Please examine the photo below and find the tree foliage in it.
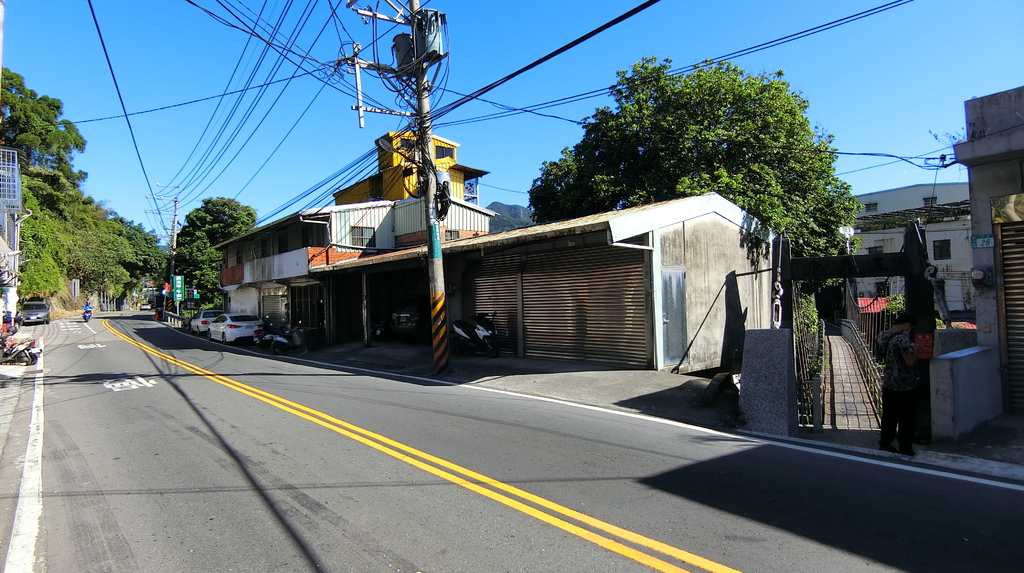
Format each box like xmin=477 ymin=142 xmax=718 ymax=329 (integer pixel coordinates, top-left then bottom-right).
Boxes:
xmin=1 ymin=69 xmax=86 ymax=183
xmin=529 ymin=59 xmax=861 ymax=257
xmin=175 ymin=198 xmax=256 ymax=307
xmin=2 ymin=68 xmax=164 ymax=301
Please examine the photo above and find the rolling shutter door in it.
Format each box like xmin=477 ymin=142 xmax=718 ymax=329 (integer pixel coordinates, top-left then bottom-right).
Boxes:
xmin=462 ymin=254 xmax=521 ymax=352
xmin=522 ymin=245 xmax=648 ymax=367
xmin=261 ymin=294 xmax=285 ymax=325
xmin=1001 ymin=222 xmax=1024 ymax=412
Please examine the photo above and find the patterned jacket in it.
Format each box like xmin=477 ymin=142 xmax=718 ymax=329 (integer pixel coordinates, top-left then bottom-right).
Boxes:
xmin=877 ymin=330 xmax=919 ymax=391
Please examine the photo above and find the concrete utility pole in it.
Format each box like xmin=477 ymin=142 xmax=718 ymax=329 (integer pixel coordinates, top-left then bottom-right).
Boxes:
xmin=347 ymin=0 xmax=450 ymax=374
xmin=409 ymin=0 xmax=450 ymax=375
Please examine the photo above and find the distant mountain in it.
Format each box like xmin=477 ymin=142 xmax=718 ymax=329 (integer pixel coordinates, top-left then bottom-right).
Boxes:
xmin=486 ymin=202 xmax=534 ymax=233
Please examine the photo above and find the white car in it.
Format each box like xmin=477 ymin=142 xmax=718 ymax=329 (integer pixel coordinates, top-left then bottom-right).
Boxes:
xmin=207 ymin=313 xmax=262 ymax=344
xmin=189 ymin=310 xmax=224 ymax=335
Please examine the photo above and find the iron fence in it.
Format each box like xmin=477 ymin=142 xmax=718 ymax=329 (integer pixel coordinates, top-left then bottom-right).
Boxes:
xmin=842 ymin=283 xmax=888 ymax=420
xmin=794 ymin=288 xmax=825 ymax=427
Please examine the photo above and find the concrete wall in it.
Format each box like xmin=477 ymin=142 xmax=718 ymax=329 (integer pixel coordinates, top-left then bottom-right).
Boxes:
xmin=931 ymin=346 xmax=1001 ymax=441
xmin=954 ymin=85 xmax=1024 ymax=349
xmin=933 ymin=328 xmax=977 ymax=356
xmin=739 ymin=329 xmax=797 ymax=437
xmin=684 ymin=215 xmax=772 ymax=371
xmin=226 ymin=286 xmax=260 ymax=315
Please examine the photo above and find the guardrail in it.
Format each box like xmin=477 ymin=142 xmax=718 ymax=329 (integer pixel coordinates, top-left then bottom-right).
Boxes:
xmin=840 ymin=318 xmax=882 ymax=421
xmin=159 ymin=310 xmax=189 ymax=330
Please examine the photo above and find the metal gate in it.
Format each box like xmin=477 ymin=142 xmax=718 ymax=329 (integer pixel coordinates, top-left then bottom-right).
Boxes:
xmin=1000 ymin=222 xmax=1024 ymax=412
xmin=522 ymin=245 xmax=648 ymax=367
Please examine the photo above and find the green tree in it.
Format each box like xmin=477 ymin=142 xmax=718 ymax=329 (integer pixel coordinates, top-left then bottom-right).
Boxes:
xmin=529 ymin=59 xmax=861 ymax=257
xmin=3 ymin=69 xmax=165 ymax=302
xmin=175 ymin=198 xmax=256 ymax=307
xmin=1 ymin=69 xmax=86 ymax=183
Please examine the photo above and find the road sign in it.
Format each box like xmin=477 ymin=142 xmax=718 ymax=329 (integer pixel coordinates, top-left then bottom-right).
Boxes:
xmin=172 ymin=275 xmax=184 ymax=302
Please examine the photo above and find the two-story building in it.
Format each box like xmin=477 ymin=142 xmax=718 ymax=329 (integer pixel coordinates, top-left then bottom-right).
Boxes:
xmin=216 ymin=132 xmax=496 ymax=338
xmin=853 ymin=183 xmax=974 ymax=312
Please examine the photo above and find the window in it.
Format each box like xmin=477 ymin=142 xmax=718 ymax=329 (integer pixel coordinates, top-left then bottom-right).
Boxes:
xmin=302 ymin=225 xmax=326 ymax=247
xmin=864 ymin=203 xmax=878 ymax=213
xmin=435 ymin=146 xmax=454 ymax=160
xmin=278 ymin=232 xmax=288 ymax=253
xmin=866 ymin=246 xmax=883 ymax=255
xmin=923 ymin=197 xmax=938 ymax=207
xmin=351 ymin=226 xmax=375 ymax=247
xmin=261 ymin=239 xmax=270 ymax=258
xmin=445 ymin=229 xmax=460 ymax=241
xmin=932 ymin=239 xmax=952 ymax=260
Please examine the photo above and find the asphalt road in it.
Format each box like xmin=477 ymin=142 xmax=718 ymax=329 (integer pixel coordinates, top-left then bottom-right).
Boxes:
xmin=2 ymin=314 xmax=1023 ymax=572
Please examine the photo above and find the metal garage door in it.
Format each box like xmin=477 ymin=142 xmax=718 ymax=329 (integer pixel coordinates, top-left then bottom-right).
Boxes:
xmin=462 ymin=254 xmax=522 ymax=353
xmin=522 ymin=244 xmax=649 ymax=367
xmin=1001 ymin=222 xmax=1024 ymax=412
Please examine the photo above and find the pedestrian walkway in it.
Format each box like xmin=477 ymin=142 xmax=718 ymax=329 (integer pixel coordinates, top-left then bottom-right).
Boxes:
xmin=823 ymin=333 xmax=879 ymax=431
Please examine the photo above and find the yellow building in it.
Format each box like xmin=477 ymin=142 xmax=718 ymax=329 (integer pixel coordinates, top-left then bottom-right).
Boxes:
xmin=333 ymin=132 xmax=488 ymax=205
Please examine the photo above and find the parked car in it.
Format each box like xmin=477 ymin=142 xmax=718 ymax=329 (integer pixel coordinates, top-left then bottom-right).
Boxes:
xmin=207 ymin=313 xmax=262 ymax=344
xmin=189 ymin=309 xmax=224 ymax=335
xmin=19 ymin=302 xmax=51 ymax=325
xmin=390 ymin=298 xmax=429 ymax=342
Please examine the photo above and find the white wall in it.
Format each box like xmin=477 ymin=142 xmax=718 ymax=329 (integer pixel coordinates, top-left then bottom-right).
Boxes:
xmin=226 ymin=286 xmax=260 ymax=315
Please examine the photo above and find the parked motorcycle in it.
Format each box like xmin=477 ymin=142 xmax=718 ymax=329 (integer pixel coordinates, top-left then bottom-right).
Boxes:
xmin=256 ymin=317 xmax=304 ymax=355
xmin=253 ymin=316 xmax=281 ymax=349
xmin=450 ymin=312 xmax=499 ymax=357
xmin=0 ymin=326 xmax=40 ymax=365
xmin=370 ymin=319 xmax=389 ymax=342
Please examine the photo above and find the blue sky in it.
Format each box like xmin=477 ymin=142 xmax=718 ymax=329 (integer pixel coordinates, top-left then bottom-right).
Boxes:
xmin=4 ymin=0 xmax=1022 ymax=240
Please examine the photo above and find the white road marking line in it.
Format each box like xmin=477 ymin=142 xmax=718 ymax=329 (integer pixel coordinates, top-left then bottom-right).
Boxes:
xmin=4 ymin=342 xmax=45 ymax=572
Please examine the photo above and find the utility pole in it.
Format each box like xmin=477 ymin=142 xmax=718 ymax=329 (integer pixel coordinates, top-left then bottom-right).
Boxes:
xmin=147 ymin=188 xmax=180 ymax=316
xmin=409 ymin=0 xmax=450 ymax=375
xmin=347 ymin=1 xmax=451 ymax=374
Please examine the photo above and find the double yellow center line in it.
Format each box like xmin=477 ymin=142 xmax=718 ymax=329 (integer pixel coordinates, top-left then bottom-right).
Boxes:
xmin=104 ymin=319 xmax=742 ymax=573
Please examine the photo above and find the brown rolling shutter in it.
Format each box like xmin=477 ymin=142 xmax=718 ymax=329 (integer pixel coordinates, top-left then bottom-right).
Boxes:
xmin=1001 ymin=222 xmax=1024 ymax=412
xmin=462 ymin=254 xmax=522 ymax=353
xmin=522 ymin=244 xmax=649 ymax=367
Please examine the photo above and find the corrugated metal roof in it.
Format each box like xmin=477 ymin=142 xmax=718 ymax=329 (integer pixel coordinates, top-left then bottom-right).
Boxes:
xmin=311 ymin=193 xmax=758 ymax=274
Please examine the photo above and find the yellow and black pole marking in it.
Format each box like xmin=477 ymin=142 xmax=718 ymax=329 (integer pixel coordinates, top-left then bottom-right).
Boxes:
xmin=430 ymin=291 xmax=450 ymax=375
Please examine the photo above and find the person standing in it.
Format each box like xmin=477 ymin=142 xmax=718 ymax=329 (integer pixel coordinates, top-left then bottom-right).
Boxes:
xmin=876 ymin=313 xmax=919 ymax=455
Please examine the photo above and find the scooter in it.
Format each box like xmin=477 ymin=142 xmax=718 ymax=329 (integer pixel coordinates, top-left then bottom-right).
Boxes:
xmin=370 ymin=319 xmax=389 ymax=342
xmin=0 ymin=326 xmax=40 ymax=365
xmin=451 ymin=312 xmax=499 ymax=357
xmin=83 ymin=308 xmax=93 ymax=322
xmin=253 ymin=316 xmax=281 ymax=349
xmin=261 ymin=320 xmax=304 ymax=355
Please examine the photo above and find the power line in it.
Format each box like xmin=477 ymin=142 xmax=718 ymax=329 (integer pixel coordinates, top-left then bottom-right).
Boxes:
xmin=85 ymin=0 xmax=155 ymax=196
xmin=70 ymin=71 xmax=318 ymax=124
xmin=430 ymin=0 xmax=666 ymax=122
xmin=433 ymin=0 xmax=915 ymax=127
